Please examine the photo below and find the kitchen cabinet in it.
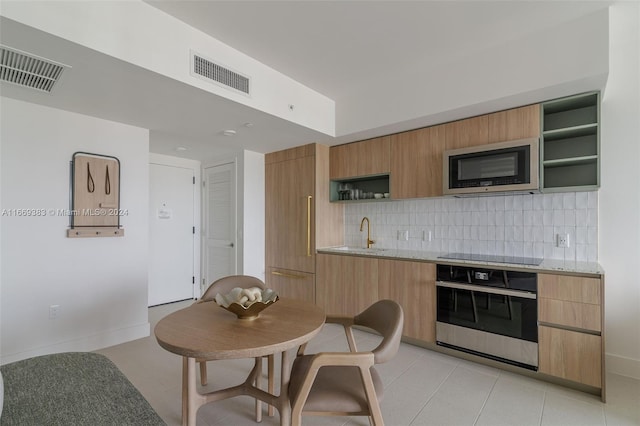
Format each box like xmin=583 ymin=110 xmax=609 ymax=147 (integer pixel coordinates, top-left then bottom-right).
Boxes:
xmin=541 ymin=92 xmax=600 ymax=191
xmin=265 ymin=144 xmax=343 ymax=302
xmin=390 ymin=125 xmax=446 ymax=199
xmin=378 ymin=259 xmax=436 ymax=342
xmin=317 ymin=254 xmax=437 ymax=342
xmin=316 ymin=249 xmax=607 ymax=400
xmin=444 ymin=115 xmax=489 ymax=150
xmin=316 ymin=254 xmax=378 ymax=316
xmin=266 ymin=267 xmax=315 ymax=303
xmin=445 ymin=105 xmax=540 ymax=151
xmin=538 ymin=273 xmax=604 ymax=394
xmin=329 ymin=136 xmax=390 ymax=180
xmin=488 ymin=104 xmax=540 ymax=142
xmin=539 ymin=326 xmax=602 ymax=388
xmin=538 ymin=274 xmax=601 ymax=332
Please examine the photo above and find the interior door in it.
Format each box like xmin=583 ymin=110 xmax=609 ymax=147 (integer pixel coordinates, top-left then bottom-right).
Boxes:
xmin=148 ymin=164 xmax=195 ymax=306
xmin=203 ymin=162 xmax=237 ymax=290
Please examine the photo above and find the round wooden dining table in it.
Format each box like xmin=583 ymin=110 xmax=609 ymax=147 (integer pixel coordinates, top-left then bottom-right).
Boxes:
xmin=155 ymin=298 xmax=326 ymax=426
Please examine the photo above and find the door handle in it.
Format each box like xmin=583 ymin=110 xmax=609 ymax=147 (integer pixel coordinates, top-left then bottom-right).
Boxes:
xmin=436 ymin=281 xmax=536 ymax=299
xmin=228 ymin=242 xmax=234 ymax=248
xmin=306 ymin=195 xmax=312 ymax=257
xmin=272 ymin=271 xmax=306 ymax=280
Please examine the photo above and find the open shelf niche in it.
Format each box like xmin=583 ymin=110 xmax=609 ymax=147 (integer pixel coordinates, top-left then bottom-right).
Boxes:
xmin=541 ymin=92 xmax=600 ymax=191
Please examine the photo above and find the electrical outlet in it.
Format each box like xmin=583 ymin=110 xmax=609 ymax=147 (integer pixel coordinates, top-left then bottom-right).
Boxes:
xmin=423 ymin=230 xmax=432 ymax=242
xmin=49 ymin=304 xmax=60 ymax=320
xmin=397 ymin=230 xmax=409 ymax=241
xmin=556 ymin=233 xmax=570 ymax=248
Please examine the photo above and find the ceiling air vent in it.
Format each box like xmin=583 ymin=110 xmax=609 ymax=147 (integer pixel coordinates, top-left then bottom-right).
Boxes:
xmin=0 ymin=45 xmax=68 ymax=93
xmin=191 ymin=51 xmax=250 ymax=96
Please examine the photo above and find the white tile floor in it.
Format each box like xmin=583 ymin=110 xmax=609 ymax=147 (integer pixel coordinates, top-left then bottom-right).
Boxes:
xmin=96 ymin=301 xmax=640 ymax=426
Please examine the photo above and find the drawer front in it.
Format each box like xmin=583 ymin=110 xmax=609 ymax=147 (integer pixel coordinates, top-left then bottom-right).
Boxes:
xmin=266 ymin=268 xmax=315 ymax=303
xmin=539 ymin=298 xmax=601 ymax=332
xmin=539 ymin=325 xmax=602 ymax=388
xmin=538 ymin=274 xmax=601 ymax=305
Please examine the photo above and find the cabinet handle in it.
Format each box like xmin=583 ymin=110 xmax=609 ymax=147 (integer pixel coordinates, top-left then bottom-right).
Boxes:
xmin=306 ymin=195 xmax=312 ymax=257
xmin=272 ymin=271 xmax=306 ymax=280
xmin=436 ymin=280 xmax=537 ymax=299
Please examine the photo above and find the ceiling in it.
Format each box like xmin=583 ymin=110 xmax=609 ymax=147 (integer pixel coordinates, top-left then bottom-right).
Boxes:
xmin=1 ymin=1 xmax=611 ymax=161
xmin=146 ymin=1 xmax=609 ymax=101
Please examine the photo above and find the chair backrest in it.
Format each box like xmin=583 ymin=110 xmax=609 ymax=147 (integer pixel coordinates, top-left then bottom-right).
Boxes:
xmin=200 ymin=275 xmax=266 ymax=302
xmin=353 ymin=299 xmax=404 ymax=364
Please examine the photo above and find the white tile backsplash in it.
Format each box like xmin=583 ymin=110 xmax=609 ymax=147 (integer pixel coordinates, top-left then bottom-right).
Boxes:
xmin=343 ymin=192 xmax=598 ymax=262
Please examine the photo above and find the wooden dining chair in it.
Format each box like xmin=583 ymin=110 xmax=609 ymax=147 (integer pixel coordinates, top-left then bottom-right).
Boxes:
xmin=288 ymin=299 xmax=404 ymax=426
xmin=196 ymin=275 xmax=275 ymax=419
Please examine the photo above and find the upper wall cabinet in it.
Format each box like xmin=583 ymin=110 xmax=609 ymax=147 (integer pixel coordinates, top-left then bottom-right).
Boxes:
xmin=541 ymin=92 xmax=600 ymax=192
xmin=329 ymin=136 xmax=390 ymax=180
xmin=444 ymin=115 xmax=489 ymax=150
xmin=390 ymin=125 xmax=446 ymax=199
xmin=488 ymin=104 xmax=540 ymax=142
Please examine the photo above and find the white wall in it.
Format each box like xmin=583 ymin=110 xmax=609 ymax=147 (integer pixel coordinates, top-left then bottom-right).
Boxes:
xmin=600 ymin=2 xmax=640 ymax=379
xmin=240 ymin=150 xmax=265 ymax=281
xmin=0 ymin=97 xmax=150 ymax=364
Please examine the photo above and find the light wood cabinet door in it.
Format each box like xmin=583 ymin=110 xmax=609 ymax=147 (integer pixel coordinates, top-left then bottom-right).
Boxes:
xmin=445 ymin=115 xmax=489 ymax=150
xmin=538 ymin=274 xmax=601 ymax=304
xmin=537 ymin=273 xmax=603 ymax=390
xmin=316 ymin=254 xmax=378 ymax=316
xmin=539 ymin=325 xmax=602 ymax=388
xmin=329 ymin=136 xmax=390 ymax=179
xmin=539 ymin=299 xmax=601 ymax=332
xmin=538 ymin=274 xmax=602 ymax=332
xmin=329 ymin=143 xmax=356 ymax=180
xmin=266 ymin=267 xmax=315 ymax=303
xmin=488 ymin=104 xmax=541 ymax=143
xmin=390 ymin=125 xmax=445 ymax=199
xmin=356 ymin=136 xmax=390 ymax=177
xmin=378 ymin=260 xmax=436 ymax=342
xmin=265 ymin=151 xmax=315 ymax=274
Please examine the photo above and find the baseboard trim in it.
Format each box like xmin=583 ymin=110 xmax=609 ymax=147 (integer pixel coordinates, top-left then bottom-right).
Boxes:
xmin=0 ymin=322 xmax=150 ymax=365
xmin=606 ymin=352 xmax=640 ymax=380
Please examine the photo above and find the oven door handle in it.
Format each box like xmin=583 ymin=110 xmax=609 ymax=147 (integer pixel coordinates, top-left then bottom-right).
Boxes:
xmin=436 ymin=281 xmax=536 ymax=299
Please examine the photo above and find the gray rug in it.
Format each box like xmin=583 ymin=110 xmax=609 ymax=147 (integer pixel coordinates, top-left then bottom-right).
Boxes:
xmin=0 ymin=352 xmax=166 ymax=426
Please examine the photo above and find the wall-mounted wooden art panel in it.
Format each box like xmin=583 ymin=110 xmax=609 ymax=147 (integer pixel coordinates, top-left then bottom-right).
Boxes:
xmin=68 ymin=152 xmax=124 ymax=238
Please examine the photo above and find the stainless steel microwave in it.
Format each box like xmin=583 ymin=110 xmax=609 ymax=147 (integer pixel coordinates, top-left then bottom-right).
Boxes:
xmin=443 ymin=138 xmax=539 ymax=195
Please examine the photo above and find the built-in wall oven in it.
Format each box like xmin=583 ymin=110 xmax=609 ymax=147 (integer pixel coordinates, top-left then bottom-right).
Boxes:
xmin=436 ymin=264 xmax=538 ymax=370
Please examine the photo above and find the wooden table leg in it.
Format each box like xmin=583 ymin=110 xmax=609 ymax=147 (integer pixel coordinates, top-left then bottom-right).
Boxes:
xmin=255 ymin=357 xmax=263 ymax=422
xmin=186 ymin=357 xmax=206 ymax=426
xmin=182 ymin=357 xmax=188 ymax=426
xmin=268 ymin=354 xmax=275 ymax=417
xmin=278 ymin=351 xmax=292 ymax=426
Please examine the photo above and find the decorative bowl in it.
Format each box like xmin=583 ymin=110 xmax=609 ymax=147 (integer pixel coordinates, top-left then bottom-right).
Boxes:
xmin=215 ymin=287 xmax=279 ymax=320
xmin=374 ymin=193 xmax=384 ymax=199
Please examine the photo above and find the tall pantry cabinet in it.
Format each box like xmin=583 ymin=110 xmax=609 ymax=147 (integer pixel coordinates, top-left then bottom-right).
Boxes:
xmin=265 ymin=144 xmax=343 ymax=303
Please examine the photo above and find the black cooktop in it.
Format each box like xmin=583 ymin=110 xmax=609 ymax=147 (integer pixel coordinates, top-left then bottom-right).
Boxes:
xmin=438 ymin=252 xmax=543 ymax=266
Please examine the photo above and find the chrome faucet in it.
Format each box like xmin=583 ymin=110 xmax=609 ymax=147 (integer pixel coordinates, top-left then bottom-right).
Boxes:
xmin=360 ymin=217 xmax=375 ymax=249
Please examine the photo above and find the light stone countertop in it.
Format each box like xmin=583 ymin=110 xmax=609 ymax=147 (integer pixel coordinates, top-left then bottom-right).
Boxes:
xmin=317 ymin=246 xmax=604 ymax=276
